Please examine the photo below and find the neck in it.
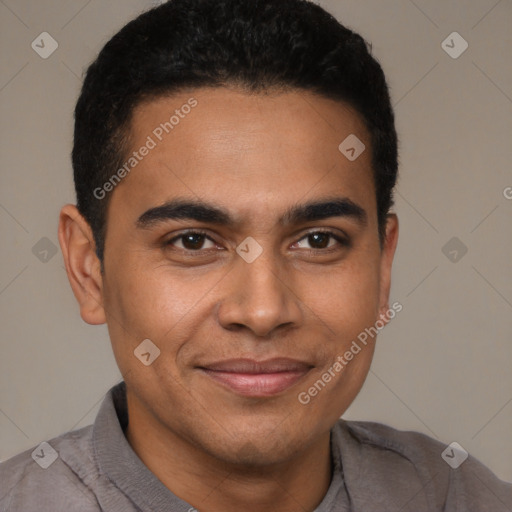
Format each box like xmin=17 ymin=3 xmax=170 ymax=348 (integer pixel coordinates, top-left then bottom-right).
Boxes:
xmin=125 ymin=394 xmax=333 ymax=512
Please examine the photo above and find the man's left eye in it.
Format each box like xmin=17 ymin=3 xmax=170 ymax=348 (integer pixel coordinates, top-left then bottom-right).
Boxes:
xmin=293 ymin=232 xmax=347 ymax=250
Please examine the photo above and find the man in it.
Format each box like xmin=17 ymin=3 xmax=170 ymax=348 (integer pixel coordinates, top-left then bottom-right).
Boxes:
xmin=1 ymin=0 xmax=510 ymax=510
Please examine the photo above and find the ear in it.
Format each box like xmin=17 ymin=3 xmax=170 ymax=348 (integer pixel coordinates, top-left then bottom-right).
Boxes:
xmin=377 ymin=214 xmax=399 ymax=323
xmin=58 ymin=204 xmax=106 ymax=325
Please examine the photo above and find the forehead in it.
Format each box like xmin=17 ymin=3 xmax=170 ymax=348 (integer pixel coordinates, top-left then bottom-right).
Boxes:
xmin=110 ymin=87 xmax=376 ymax=226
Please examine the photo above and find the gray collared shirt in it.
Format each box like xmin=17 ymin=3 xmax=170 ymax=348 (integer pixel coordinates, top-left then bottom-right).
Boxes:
xmin=1 ymin=382 xmax=511 ymax=511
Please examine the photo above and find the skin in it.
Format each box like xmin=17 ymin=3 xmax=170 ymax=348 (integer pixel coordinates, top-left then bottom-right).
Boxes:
xmin=59 ymin=87 xmax=399 ymax=512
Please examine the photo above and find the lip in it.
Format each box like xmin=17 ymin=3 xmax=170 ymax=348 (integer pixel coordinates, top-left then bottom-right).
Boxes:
xmin=198 ymin=358 xmax=313 ymax=397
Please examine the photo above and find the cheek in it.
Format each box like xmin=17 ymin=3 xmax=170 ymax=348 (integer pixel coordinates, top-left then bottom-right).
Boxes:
xmin=101 ymin=259 xmax=225 ymax=369
xmin=303 ymin=257 xmax=381 ymax=338
xmin=105 ymin=260 xmax=198 ymax=331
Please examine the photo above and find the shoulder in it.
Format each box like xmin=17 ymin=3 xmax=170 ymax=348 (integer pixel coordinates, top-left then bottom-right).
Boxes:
xmin=342 ymin=419 xmax=450 ymax=468
xmin=0 ymin=426 xmax=100 ymax=512
xmin=334 ymin=419 xmax=512 ymax=511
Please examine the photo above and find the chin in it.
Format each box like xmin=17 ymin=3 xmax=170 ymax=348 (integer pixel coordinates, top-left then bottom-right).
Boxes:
xmin=215 ymin=422 xmax=312 ymax=467
xmin=213 ymin=440 xmax=294 ymax=468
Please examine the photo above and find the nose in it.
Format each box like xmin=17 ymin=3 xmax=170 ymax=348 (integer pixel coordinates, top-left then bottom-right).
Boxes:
xmin=216 ymin=247 xmax=303 ymax=338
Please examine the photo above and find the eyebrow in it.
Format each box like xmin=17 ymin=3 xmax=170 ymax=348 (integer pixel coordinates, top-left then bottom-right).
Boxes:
xmin=136 ymin=197 xmax=367 ymax=229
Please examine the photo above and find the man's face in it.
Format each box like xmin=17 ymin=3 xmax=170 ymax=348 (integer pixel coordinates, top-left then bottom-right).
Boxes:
xmin=99 ymin=87 xmax=397 ymax=465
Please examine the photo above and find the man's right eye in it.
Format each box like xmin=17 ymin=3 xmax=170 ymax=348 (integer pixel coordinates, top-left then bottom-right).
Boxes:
xmin=166 ymin=231 xmax=218 ymax=251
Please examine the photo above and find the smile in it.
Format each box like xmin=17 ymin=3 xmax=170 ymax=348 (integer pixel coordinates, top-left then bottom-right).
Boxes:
xmin=198 ymin=358 xmax=313 ymax=397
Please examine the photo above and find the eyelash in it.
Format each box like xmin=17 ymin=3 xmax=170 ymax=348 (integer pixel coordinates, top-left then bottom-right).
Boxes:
xmin=164 ymin=229 xmax=349 ymax=254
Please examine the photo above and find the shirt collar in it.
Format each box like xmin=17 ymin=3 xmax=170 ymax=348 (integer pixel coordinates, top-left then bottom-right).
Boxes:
xmin=93 ymin=381 xmax=349 ymax=511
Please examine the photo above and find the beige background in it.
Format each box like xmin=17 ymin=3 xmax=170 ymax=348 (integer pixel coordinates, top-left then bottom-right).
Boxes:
xmin=1 ymin=0 xmax=511 ymax=482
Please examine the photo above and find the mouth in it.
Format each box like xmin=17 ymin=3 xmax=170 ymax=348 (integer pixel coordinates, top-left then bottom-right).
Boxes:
xmin=197 ymin=358 xmax=313 ymax=397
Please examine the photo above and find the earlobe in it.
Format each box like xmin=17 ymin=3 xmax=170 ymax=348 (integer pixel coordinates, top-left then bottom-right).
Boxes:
xmin=378 ymin=214 xmax=399 ymax=323
xmin=58 ymin=204 xmax=106 ymax=325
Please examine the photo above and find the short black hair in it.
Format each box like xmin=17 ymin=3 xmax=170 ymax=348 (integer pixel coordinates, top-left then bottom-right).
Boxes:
xmin=73 ymin=0 xmax=399 ymax=263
